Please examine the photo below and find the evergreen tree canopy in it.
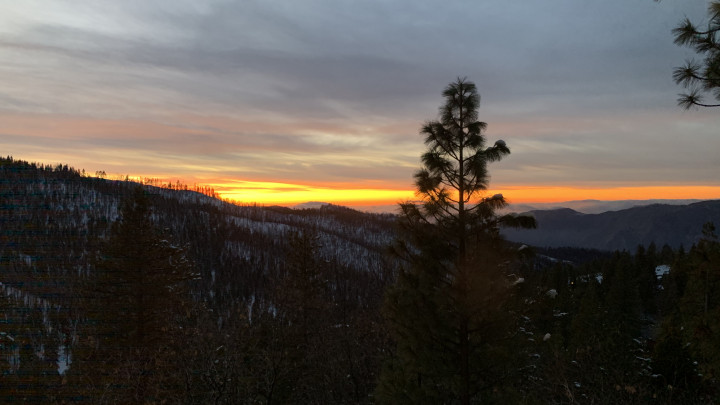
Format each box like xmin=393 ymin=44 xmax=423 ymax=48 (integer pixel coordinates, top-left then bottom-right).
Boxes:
xmin=379 ymin=78 xmax=535 ymax=405
xmin=401 ymin=78 xmax=535 ymax=264
xmin=68 ymin=186 xmax=196 ymax=403
xmin=673 ymin=1 xmax=720 ymax=108
xmin=678 ymin=222 xmax=720 ymax=382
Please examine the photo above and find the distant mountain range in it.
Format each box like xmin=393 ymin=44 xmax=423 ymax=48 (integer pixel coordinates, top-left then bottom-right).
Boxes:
xmin=296 ymin=199 xmax=720 ymax=252
xmin=317 ymin=199 xmax=707 ymax=215
xmin=502 ymin=200 xmax=720 ymax=251
xmin=506 ymin=199 xmax=705 ymax=215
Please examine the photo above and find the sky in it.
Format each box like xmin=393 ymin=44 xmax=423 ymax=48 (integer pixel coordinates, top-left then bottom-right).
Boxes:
xmin=2 ymin=0 xmax=720 ymax=211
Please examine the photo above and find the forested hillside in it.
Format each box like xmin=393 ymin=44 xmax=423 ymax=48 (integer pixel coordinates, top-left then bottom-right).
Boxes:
xmin=1 ymin=155 xmax=719 ymax=403
xmin=0 ymin=156 xmax=394 ymax=403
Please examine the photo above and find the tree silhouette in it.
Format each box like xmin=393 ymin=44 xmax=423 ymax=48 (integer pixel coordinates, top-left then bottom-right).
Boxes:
xmin=67 ymin=186 xmax=196 ymax=403
xmin=673 ymin=1 xmax=720 ymax=109
xmin=378 ymin=78 xmax=535 ymax=404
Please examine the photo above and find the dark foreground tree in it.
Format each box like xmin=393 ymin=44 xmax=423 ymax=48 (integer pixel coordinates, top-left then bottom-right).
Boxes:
xmin=66 ymin=187 xmax=196 ymax=403
xmin=673 ymin=1 xmax=720 ymax=108
xmin=678 ymin=223 xmax=720 ymax=383
xmin=377 ymin=78 xmax=535 ymax=404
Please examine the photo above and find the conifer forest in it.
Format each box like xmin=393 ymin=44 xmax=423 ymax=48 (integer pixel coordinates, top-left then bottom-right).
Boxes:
xmin=1 ymin=75 xmax=719 ymax=404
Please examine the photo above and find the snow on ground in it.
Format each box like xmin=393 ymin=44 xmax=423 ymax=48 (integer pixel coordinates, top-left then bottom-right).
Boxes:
xmin=655 ymin=265 xmax=670 ymax=279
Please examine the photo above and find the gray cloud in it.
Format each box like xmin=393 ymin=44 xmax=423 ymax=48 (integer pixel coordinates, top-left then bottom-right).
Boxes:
xmin=1 ymin=0 xmax=719 ymax=192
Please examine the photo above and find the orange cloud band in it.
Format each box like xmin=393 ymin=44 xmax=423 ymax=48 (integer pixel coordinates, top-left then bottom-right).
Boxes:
xmin=491 ymin=185 xmax=720 ymax=204
xmin=213 ymin=180 xmax=414 ymax=206
xmin=210 ymin=182 xmax=720 ymax=207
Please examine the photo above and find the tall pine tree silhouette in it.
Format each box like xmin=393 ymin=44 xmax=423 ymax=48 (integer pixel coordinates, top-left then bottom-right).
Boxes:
xmin=378 ymin=78 xmax=535 ymax=404
xmin=673 ymin=2 xmax=720 ymax=109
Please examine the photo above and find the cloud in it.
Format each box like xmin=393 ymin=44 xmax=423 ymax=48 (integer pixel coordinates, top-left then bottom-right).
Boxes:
xmin=1 ymin=0 xmax=719 ymax=205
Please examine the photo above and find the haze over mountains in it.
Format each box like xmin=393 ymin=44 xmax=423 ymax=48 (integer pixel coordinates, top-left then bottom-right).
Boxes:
xmin=507 ymin=199 xmax=705 ymax=214
xmin=4 ymin=153 xmax=718 ymax=259
xmin=319 ymin=199 xmax=706 ymax=216
xmin=502 ymin=200 xmax=720 ymax=252
xmin=297 ymin=198 xmax=720 ymax=252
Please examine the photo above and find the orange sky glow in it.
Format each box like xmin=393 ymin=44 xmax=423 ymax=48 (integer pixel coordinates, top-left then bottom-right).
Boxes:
xmin=200 ymin=180 xmax=720 ymax=210
xmin=3 ymin=1 xmax=720 ymax=214
xmin=490 ymin=186 xmax=720 ymax=204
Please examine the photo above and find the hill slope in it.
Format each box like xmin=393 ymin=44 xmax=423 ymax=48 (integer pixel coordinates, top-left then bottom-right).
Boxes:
xmin=503 ymin=200 xmax=720 ymax=251
xmin=0 ymin=157 xmax=395 ymax=314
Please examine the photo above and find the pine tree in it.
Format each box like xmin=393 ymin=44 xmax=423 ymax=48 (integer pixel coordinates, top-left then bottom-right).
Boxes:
xmin=266 ymin=230 xmax=332 ymax=403
xmin=678 ymin=223 xmax=720 ymax=385
xmin=378 ymin=78 xmax=535 ymax=404
xmin=673 ymin=1 xmax=720 ymax=108
xmin=66 ymin=186 xmax=195 ymax=403
xmin=0 ymin=296 xmax=15 ymax=402
xmin=650 ymin=224 xmax=720 ymax=402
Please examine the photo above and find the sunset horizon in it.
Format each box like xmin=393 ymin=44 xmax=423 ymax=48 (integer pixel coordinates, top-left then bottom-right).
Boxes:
xmin=3 ymin=0 xmax=720 ymax=399
xmin=13 ymin=155 xmax=718 ymax=211
xmin=3 ymin=1 xmax=719 ymax=213
xmin=206 ymin=183 xmax=720 ymax=208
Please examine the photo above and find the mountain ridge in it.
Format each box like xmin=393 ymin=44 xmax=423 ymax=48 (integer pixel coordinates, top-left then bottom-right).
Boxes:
xmin=503 ymin=200 xmax=720 ymax=251
xmin=505 ymin=198 xmax=707 ymax=214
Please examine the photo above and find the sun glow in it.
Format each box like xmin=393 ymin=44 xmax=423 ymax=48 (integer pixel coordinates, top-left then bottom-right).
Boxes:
xmin=205 ymin=180 xmax=720 ymax=209
xmin=492 ymin=185 xmax=720 ymax=204
xmin=122 ymin=174 xmax=720 ymax=210
xmin=210 ymin=180 xmax=415 ymax=206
